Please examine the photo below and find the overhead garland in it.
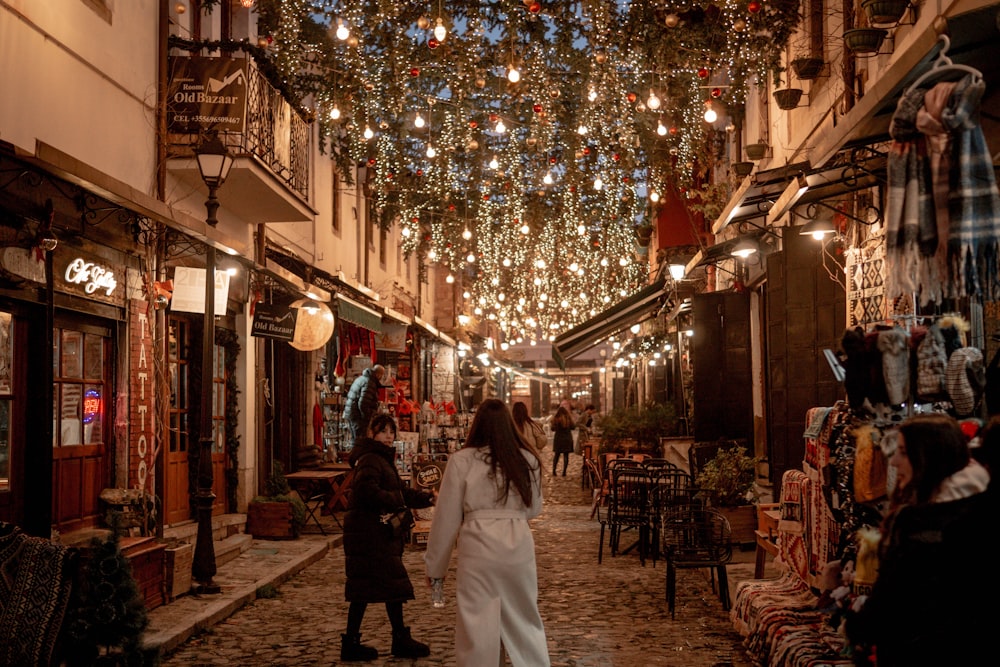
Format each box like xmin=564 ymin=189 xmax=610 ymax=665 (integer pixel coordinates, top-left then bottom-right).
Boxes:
xmin=202 ymin=0 xmax=800 ymax=343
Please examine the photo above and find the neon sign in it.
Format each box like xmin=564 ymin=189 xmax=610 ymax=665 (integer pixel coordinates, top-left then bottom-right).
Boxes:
xmin=83 ymin=389 xmax=101 ymax=424
xmin=64 ymin=258 xmax=118 ymax=296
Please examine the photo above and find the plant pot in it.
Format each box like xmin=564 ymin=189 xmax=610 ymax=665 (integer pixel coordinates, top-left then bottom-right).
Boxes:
xmin=844 ymin=28 xmax=888 ymax=55
xmin=732 ymin=161 xmax=754 ymax=177
xmin=247 ymin=501 xmax=297 ymax=540
xmin=790 ymin=57 xmax=824 ymax=80
xmin=745 ymin=143 xmax=769 ymax=161
xmin=716 ymin=504 xmax=757 ymax=546
xmin=861 ymin=0 xmax=909 ymax=25
xmin=773 ymin=88 xmax=804 ymax=110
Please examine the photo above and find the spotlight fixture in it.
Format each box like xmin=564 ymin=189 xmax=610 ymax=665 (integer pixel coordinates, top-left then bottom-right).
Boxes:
xmin=799 ymin=218 xmax=837 ymax=240
xmin=669 ymin=263 xmax=686 ymax=280
xmin=731 ymin=237 xmax=759 ymax=258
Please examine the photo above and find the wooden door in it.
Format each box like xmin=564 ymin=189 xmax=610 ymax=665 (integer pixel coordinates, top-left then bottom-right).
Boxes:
xmin=765 ymin=231 xmax=846 ymax=486
xmin=165 ymin=318 xmax=191 ymax=524
xmin=691 ymin=291 xmax=753 ymax=442
xmin=52 ymin=322 xmax=111 ymax=534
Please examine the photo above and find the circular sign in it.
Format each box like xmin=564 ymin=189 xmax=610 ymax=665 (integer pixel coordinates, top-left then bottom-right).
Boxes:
xmin=288 ymin=298 xmax=335 ymax=351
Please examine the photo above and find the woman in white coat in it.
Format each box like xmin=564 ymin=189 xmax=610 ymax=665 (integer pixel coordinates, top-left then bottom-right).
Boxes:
xmin=424 ymin=399 xmax=550 ymax=666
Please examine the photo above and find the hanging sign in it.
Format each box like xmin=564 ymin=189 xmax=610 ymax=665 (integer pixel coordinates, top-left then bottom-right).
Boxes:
xmin=167 ymin=56 xmax=248 ymax=133
xmin=170 ymin=266 xmax=231 ymax=314
xmin=52 ymin=250 xmax=124 ymax=306
xmin=251 ymin=302 xmax=297 ymax=341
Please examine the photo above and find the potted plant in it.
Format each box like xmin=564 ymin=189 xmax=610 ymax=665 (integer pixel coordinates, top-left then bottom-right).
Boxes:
xmin=773 ymin=87 xmax=805 ymax=110
xmin=844 ymin=27 xmax=888 ymax=55
xmin=694 ymin=445 xmax=760 ymax=544
xmin=597 ymin=402 xmax=679 ymax=457
xmin=745 ymin=141 xmax=769 ymax=161
xmin=732 ymin=161 xmax=754 ymax=178
xmin=790 ymin=56 xmax=825 ymax=80
xmin=247 ymin=461 xmax=307 ymax=540
xmin=861 ymin=0 xmax=910 ymax=25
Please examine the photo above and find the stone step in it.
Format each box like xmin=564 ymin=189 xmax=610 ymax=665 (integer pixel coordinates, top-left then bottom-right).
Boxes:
xmin=164 ymin=513 xmax=247 ymax=544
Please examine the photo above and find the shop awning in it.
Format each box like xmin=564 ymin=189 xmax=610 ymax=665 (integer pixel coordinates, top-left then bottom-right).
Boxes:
xmin=551 ymin=276 xmax=668 ymax=369
xmin=336 ymin=293 xmax=382 ymax=333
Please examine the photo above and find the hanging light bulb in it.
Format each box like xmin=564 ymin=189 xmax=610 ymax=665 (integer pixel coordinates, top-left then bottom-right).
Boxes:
xmin=329 ymin=105 xmax=341 ymax=120
xmin=433 ymin=17 xmax=447 ymax=42
xmin=593 ymin=176 xmax=604 ymax=190
xmin=577 ymin=223 xmax=586 ymax=235
xmin=495 ymin=118 xmax=506 ymax=134
xmin=588 ymin=87 xmax=598 ymax=102
xmin=335 ymin=20 xmax=350 ymax=41
xmin=650 ymin=191 xmax=660 ymax=203
xmin=656 ymin=120 xmax=667 ymax=136
xmin=521 ymin=223 xmax=530 ymax=234
xmin=426 ymin=144 xmax=436 ymax=158
xmin=414 ymin=112 xmax=425 ymax=128
xmin=489 ymin=154 xmax=499 ymax=169
xmin=543 ymin=171 xmax=553 ymax=185
xmin=363 ymin=125 xmax=374 ymax=139
xmin=446 ymin=274 xmax=455 ymax=283
xmin=466 ymin=252 xmax=476 ymax=263
xmin=703 ymin=101 xmax=718 ymax=123
xmin=647 ymin=90 xmax=661 ymax=110
xmin=507 ymin=65 xmax=521 ymax=83
xmin=577 ymin=124 xmax=588 ymax=135
xmin=462 ymin=228 xmax=472 ymax=240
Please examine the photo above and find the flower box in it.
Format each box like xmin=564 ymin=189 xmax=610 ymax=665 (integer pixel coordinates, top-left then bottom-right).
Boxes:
xmin=844 ymin=28 xmax=888 ymax=55
xmin=790 ymin=57 xmax=825 ymax=80
xmin=862 ymin=0 xmax=909 ymax=25
xmin=773 ymin=88 xmax=804 ymax=110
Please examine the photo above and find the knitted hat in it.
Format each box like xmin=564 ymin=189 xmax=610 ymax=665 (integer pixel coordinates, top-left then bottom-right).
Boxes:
xmin=915 ymin=324 xmax=948 ymax=401
xmin=878 ymin=328 xmax=910 ymax=407
xmin=946 ymin=347 xmax=985 ymax=416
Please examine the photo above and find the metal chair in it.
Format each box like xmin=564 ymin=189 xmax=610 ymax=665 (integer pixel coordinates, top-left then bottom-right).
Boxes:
xmin=659 ymin=505 xmax=733 ymax=618
xmin=648 ymin=469 xmax=696 ymax=566
xmin=643 ymin=458 xmax=679 ymax=473
xmin=583 ymin=457 xmax=608 ymax=519
xmin=598 ymin=467 xmax=654 ymax=566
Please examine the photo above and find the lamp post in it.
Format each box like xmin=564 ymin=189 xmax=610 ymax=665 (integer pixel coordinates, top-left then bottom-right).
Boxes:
xmin=192 ymin=134 xmax=234 ymax=593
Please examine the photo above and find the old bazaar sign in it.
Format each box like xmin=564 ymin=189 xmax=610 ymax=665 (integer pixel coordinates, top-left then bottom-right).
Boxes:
xmin=167 ymin=56 xmax=248 ymax=134
xmin=54 ymin=251 xmax=124 ymax=306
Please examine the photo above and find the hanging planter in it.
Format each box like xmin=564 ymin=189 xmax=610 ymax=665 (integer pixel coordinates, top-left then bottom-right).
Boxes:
xmin=844 ymin=28 xmax=888 ymax=55
xmin=745 ymin=143 xmax=769 ymax=161
xmin=861 ymin=0 xmax=910 ymax=25
xmin=732 ymin=161 xmax=754 ymax=177
xmin=790 ymin=57 xmax=825 ymax=80
xmin=773 ymin=88 xmax=804 ymax=110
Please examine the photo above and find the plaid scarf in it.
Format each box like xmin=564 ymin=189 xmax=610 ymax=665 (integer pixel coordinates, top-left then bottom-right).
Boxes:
xmin=942 ymin=74 xmax=1000 ymax=300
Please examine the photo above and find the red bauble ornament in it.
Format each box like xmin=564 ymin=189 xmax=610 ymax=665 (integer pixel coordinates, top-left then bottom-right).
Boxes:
xmin=582 ymin=146 xmax=591 ymax=155
xmin=748 ymin=0 xmax=762 ymax=13
xmin=697 ymin=67 xmax=709 ymax=79
xmin=623 ymin=176 xmax=629 ymax=182
xmin=669 ymin=126 xmax=678 ymax=135
xmin=549 ymin=156 xmax=557 ymax=164
xmin=613 ymin=153 xmax=621 ymax=162
xmin=569 ymin=185 xmax=576 ymax=193
xmin=387 ymin=173 xmax=394 ymax=179
xmin=488 ymin=113 xmax=499 ymax=122
xmin=412 ymin=217 xmax=419 ymax=223
xmin=533 ymin=103 xmax=543 ymax=113
xmin=483 ymin=194 xmax=490 ymax=200
xmin=416 ymin=169 xmax=423 ymax=176
xmin=448 ymin=204 xmax=456 ymax=211
xmin=367 ymin=157 xmax=376 ymax=166
xmin=711 ymin=87 xmax=723 ymax=98
xmin=626 ymin=91 xmax=638 ymax=103
xmin=528 ymin=1 xmax=542 ymax=13
xmin=469 ymin=120 xmax=478 ymax=128
xmin=410 ymin=67 xmax=420 ymax=76
xmin=428 ymin=37 xmax=439 ymax=49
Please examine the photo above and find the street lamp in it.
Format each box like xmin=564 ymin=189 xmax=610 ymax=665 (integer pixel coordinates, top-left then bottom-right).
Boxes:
xmin=192 ymin=134 xmax=234 ymax=593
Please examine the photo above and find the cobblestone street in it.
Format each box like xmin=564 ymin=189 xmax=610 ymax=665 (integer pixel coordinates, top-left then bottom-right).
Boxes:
xmin=161 ymin=450 xmax=762 ymax=666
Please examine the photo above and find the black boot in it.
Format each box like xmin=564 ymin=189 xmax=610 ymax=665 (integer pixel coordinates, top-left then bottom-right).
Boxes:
xmin=340 ymin=633 xmax=378 ymax=662
xmin=391 ymin=626 xmax=430 ymax=658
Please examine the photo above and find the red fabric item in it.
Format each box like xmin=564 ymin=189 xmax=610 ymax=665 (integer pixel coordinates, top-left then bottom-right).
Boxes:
xmin=313 ymin=402 xmax=323 ymax=448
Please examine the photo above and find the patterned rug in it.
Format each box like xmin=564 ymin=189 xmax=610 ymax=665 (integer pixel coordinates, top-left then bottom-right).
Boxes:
xmin=0 ymin=524 xmax=76 ymax=667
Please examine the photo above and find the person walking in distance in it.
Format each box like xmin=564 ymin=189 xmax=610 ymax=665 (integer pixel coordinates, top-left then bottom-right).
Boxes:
xmin=424 ymin=399 xmax=549 ymax=667
xmin=341 ymin=414 xmax=435 ymax=661
xmin=512 ymin=401 xmax=548 ymax=452
xmin=342 ymin=364 xmax=385 ymax=441
xmin=550 ymin=405 xmax=576 ymax=477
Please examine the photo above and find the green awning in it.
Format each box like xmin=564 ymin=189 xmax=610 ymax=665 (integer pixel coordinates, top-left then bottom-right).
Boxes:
xmin=336 ymin=294 xmax=382 ymax=333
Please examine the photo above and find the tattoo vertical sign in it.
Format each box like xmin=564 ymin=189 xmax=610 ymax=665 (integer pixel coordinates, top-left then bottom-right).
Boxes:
xmin=130 ymin=300 xmax=155 ymax=494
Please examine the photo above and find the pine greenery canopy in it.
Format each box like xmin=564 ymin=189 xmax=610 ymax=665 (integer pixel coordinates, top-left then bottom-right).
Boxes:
xmin=695 ymin=446 xmax=759 ymax=506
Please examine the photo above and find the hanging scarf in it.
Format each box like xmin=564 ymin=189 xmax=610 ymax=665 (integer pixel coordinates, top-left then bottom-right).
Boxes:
xmin=942 ymin=73 xmax=1000 ymax=300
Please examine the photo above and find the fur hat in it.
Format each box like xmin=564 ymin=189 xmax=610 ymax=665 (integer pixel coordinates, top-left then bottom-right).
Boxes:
xmin=878 ymin=328 xmax=910 ymax=407
xmin=946 ymin=347 xmax=985 ymax=416
xmin=916 ymin=324 xmax=948 ymax=401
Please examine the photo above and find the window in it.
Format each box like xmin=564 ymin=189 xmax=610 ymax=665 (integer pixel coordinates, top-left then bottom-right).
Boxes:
xmin=332 ymin=166 xmax=341 ymax=233
xmin=168 ymin=319 xmax=190 ymax=457
xmin=53 ymin=328 xmax=108 ymax=447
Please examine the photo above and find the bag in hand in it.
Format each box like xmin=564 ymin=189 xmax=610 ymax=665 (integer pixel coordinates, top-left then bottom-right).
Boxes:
xmin=530 ymin=422 xmax=548 ymax=451
xmin=380 ymin=507 xmax=415 ymax=539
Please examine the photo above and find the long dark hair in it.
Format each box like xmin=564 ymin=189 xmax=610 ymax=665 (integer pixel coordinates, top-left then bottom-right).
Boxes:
xmin=552 ymin=405 xmax=573 ymax=429
xmin=511 ymin=401 xmax=537 ymax=431
xmin=464 ymin=399 xmax=541 ymax=506
xmin=895 ymin=413 xmax=971 ymax=506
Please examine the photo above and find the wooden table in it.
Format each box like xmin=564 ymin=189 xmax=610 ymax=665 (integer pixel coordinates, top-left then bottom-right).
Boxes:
xmin=285 ymin=468 xmax=355 ymax=530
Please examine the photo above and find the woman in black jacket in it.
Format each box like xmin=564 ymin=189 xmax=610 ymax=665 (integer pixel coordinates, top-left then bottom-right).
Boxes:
xmin=341 ymin=414 xmax=435 ymax=661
